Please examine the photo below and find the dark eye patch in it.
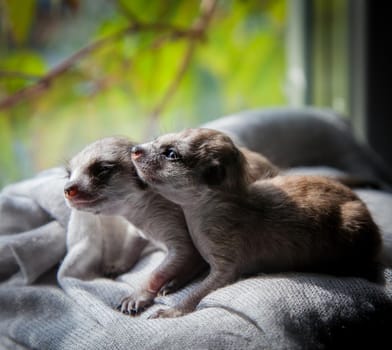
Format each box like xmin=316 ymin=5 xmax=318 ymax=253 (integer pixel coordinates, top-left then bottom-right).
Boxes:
xmin=89 ymin=161 xmax=118 ymax=180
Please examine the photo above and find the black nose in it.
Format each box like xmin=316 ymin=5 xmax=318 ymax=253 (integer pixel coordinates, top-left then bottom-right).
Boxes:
xmin=64 ymin=183 xmax=79 ymax=199
xmin=131 ymin=145 xmax=144 ymax=160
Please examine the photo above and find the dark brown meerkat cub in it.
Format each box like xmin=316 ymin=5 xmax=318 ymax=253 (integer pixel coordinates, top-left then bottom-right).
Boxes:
xmin=64 ymin=136 xmax=277 ymax=316
xmin=130 ymin=128 xmax=382 ymax=318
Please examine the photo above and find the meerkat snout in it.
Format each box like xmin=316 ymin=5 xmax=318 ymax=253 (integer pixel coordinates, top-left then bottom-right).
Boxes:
xmin=64 ymin=183 xmax=79 ymax=199
xmin=131 ymin=145 xmax=145 ymax=160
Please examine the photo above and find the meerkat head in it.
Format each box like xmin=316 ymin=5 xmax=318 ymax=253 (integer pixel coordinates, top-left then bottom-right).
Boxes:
xmin=130 ymin=128 xmax=248 ymax=203
xmin=64 ymin=137 xmax=146 ymax=215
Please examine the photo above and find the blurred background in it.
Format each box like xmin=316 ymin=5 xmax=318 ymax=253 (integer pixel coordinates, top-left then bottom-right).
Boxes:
xmin=0 ymin=0 xmax=390 ymax=187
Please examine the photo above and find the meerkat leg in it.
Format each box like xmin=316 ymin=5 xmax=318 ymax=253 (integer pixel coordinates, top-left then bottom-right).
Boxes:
xmin=158 ymin=251 xmax=207 ymax=296
xmin=118 ymin=254 xmax=178 ymax=315
xmin=118 ymin=248 xmax=206 ymax=315
xmin=149 ymin=268 xmax=237 ymax=318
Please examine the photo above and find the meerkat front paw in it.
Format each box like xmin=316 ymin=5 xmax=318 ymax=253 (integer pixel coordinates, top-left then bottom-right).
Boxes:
xmin=116 ymin=290 xmax=156 ymax=316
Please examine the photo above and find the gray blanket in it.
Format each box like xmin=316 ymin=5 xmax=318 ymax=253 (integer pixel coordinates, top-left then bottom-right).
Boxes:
xmin=1 ymin=108 xmax=392 ymax=349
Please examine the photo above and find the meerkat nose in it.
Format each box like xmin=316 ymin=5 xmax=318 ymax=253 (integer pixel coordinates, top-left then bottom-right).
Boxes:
xmin=131 ymin=145 xmax=144 ymax=160
xmin=64 ymin=184 xmax=79 ymax=198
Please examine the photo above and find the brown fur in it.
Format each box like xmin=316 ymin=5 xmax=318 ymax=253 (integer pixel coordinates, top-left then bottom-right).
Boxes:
xmin=240 ymin=147 xmax=279 ymax=181
xmin=131 ymin=128 xmax=382 ymax=318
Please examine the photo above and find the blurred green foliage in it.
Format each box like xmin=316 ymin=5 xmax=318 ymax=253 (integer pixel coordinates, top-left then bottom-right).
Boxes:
xmin=0 ymin=0 xmax=286 ymax=186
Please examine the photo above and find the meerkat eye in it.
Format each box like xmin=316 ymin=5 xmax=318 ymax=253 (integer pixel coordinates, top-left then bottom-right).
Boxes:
xmin=163 ymin=148 xmax=180 ymax=160
xmin=90 ymin=162 xmax=116 ymax=179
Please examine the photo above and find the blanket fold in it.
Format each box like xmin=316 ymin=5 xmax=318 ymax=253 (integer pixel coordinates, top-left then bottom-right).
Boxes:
xmin=1 ymin=221 xmax=65 ymax=286
xmin=0 ymin=168 xmax=68 ymax=286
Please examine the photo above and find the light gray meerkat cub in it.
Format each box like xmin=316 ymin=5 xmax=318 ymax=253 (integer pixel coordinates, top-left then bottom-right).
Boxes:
xmin=64 ymin=136 xmax=279 ymax=316
xmin=130 ymin=128 xmax=382 ymax=318
xmin=64 ymin=137 xmax=204 ymax=315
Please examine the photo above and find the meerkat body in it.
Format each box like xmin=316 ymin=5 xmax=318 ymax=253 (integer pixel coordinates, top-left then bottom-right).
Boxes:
xmin=186 ymin=175 xmax=379 ymax=276
xmin=131 ymin=128 xmax=382 ymax=317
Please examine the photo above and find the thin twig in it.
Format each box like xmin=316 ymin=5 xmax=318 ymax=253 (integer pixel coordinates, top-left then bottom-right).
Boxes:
xmin=146 ymin=0 xmax=218 ymax=130
xmin=148 ymin=40 xmax=198 ymax=123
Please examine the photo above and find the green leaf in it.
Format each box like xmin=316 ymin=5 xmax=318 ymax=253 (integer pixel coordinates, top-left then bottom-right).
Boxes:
xmin=0 ymin=50 xmax=46 ymax=93
xmin=4 ymin=0 xmax=36 ymax=45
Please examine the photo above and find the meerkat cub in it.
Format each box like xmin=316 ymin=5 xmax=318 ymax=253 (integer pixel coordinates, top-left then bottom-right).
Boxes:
xmin=64 ymin=136 xmax=206 ymax=315
xmin=130 ymin=128 xmax=382 ymax=318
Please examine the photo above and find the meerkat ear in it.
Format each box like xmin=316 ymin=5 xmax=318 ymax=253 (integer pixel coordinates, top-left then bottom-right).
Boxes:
xmin=201 ymin=159 xmax=226 ymax=186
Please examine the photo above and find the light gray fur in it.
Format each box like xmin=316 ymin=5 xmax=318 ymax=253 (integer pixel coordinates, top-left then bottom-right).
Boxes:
xmin=59 ymin=210 xmax=146 ymax=279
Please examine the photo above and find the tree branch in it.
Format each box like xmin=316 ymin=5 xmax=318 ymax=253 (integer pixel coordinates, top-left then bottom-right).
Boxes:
xmin=0 ymin=21 xmax=202 ymax=110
